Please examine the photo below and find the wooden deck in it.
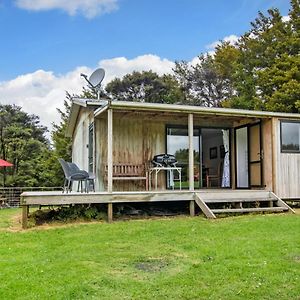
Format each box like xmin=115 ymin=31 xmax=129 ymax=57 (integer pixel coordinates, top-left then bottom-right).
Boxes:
xmin=20 ymin=189 xmax=294 ymax=229
xmin=21 ymin=190 xmax=195 ymax=205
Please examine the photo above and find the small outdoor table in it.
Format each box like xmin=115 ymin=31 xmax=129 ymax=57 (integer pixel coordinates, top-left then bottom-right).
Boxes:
xmin=149 ymin=166 xmax=182 ymax=190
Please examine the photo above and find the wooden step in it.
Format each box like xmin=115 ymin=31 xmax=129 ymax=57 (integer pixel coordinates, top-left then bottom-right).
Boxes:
xmin=211 ymin=207 xmax=289 ymax=214
xmin=198 ymin=191 xmax=272 ymax=201
xmin=204 ymin=197 xmax=273 ymax=203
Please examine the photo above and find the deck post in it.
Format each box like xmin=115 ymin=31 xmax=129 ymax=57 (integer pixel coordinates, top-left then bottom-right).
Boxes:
xmin=107 ymin=108 xmax=113 ymax=193
xmin=271 ymin=118 xmax=277 ymax=194
xmin=188 ymin=113 xmax=194 ymax=191
xmin=108 ymin=203 xmax=113 ymax=223
xmin=189 ymin=200 xmax=195 ymax=217
xmin=22 ymin=204 xmax=29 ymax=229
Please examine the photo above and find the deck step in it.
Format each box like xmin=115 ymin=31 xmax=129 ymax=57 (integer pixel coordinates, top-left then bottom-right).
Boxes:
xmin=204 ymin=197 xmax=273 ymax=203
xmin=211 ymin=207 xmax=289 ymax=214
xmin=198 ymin=191 xmax=271 ymax=201
xmin=194 ymin=193 xmax=216 ymax=219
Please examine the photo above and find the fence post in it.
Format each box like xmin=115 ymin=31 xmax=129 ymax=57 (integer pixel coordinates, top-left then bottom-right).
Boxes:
xmin=21 ymin=195 xmax=29 ymax=229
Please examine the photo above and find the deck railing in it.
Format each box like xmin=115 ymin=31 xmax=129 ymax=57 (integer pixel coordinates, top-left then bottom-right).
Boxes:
xmin=0 ymin=187 xmax=62 ymax=208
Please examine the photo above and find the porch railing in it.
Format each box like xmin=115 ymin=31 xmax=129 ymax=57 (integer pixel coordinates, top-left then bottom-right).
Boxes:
xmin=0 ymin=187 xmax=62 ymax=208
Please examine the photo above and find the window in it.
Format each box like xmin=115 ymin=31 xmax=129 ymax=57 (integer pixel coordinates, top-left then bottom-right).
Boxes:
xmin=88 ymin=123 xmax=94 ymax=172
xmin=281 ymin=121 xmax=300 ymax=153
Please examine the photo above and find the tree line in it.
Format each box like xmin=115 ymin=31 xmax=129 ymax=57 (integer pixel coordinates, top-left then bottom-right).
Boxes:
xmin=0 ymin=100 xmax=71 ymax=187
xmin=107 ymin=0 xmax=299 ymax=112
xmin=0 ymin=0 xmax=299 ymax=187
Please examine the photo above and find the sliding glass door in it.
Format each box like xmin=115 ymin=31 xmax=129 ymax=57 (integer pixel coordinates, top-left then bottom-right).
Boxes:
xmin=166 ymin=125 xmax=231 ymax=189
xmin=235 ymin=126 xmax=249 ymax=188
xmin=166 ymin=126 xmax=200 ymax=189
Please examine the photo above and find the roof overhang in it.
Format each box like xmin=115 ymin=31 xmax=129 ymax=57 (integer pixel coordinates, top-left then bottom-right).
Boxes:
xmin=66 ymin=99 xmax=300 ymax=137
xmin=65 ymin=103 xmax=80 ymax=137
xmin=65 ymin=98 xmax=109 ymax=137
xmin=107 ymin=101 xmax=300 ymax=119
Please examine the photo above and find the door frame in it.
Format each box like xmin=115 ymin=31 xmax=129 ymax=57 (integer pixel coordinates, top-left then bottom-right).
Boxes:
xmin=234 ymin=121 xmax=263 ymax=189
xmin=199 ymin=126 xmax=232 ymax=189
xmin=248 ymin=121 xmax=263 ymax=188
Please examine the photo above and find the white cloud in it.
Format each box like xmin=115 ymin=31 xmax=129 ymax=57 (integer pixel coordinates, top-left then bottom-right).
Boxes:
xmin=206 ymin=34 xmax=239 ymax=51
xmin=15 ymin=0 xmax=118 ymax=18
xmin=190 ymin=56 xmax=201 ymax=66
xmin=0 ymin=55 xmax=175 ymax=135
xmin=0 ymin=67 xmax=91 ymax=135
xmin=282 ymin=15 xmax=290 ymax=23
xmin=99 ymin=54 xmax=175 ymax=84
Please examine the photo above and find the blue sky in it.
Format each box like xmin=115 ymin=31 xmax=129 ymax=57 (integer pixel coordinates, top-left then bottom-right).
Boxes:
xmin=0 ymin=0 xmax=291 ymax=129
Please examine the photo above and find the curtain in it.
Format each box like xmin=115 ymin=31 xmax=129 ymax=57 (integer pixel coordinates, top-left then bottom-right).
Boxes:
xmin=222 ymin=129 xmax=230 ymax=187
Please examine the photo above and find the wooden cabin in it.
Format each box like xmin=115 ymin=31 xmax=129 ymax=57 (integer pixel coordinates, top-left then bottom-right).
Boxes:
xmin=20 ymin=98 xmax=298 ymax=228
xmin=66 ymin=99 xmax=300 ymax=200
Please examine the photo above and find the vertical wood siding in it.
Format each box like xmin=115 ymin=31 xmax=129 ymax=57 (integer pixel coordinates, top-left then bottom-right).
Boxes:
xmin=275 ymin=118 xmax=300 ymax=198
xmin=95 ymin=114 xmax=165 ymax=191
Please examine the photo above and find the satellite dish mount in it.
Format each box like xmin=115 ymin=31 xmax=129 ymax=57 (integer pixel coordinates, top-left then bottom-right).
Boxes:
xmin=81 ymin=68 xmax=105 ymax=100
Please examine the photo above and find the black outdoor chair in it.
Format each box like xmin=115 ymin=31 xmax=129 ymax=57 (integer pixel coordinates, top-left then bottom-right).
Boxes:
xmin=58 ymin=158 xmax=89 ymax=193
xmin=68 ymin=162 xmax=95 ymax=192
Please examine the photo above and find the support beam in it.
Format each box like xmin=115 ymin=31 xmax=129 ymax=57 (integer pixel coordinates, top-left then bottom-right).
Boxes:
xmin=188 ymin=113 xmax=194 ymax=191
xmin=107 ymin=109 xmax=113 ymax=193
xmin=189 ymin=200 xmax=195 ymax=217
xmin=108 ymin=203 xmax=113 ymax=223
xmin=271 ymin=118 xmax=277 ymax=194
xmin=93 ymin=121 xmax=96 ymax=175
xmin=22 ymin=205 xmax=29 ymax=229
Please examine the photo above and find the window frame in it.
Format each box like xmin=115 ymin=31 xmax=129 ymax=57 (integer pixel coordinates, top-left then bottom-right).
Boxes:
xmin=280 ymin=120 xmax=300 ymax=154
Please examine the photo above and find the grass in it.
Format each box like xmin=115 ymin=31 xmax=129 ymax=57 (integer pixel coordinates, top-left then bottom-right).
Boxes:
xmin=0 ymin=209 xmax=299 ymax=299
xmin=0 ymin=208 xmax=21 ymax=229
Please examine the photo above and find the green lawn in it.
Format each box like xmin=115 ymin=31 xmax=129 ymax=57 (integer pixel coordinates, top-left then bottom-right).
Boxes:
xmin=0 ymin=209 xmax=299 ymax=299
xmin=0 ymin=208 xmax=21 ymax=229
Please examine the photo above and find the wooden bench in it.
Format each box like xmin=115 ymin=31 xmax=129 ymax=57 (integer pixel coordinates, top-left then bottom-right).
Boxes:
xmin=105 ymin=164 xmax=149 ymax=190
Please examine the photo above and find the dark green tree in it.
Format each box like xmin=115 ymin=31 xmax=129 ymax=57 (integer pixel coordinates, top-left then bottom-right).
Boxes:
xmin=42 ymin=94 xmax=73 ymax=187
xmin=0 ymin=104 xmax=49 ymax=187
xmin=52 ymin=95 xmax=72 ymax=161
xmin=174 ymin=1 xmax=299 ymax=112
xmin=174 ymin=43 xmax=239 ymax=107
xmin=106 ymin=70 xmax=185 ymax=104
xmin=228 ymin=1 xmax=300 ymax=112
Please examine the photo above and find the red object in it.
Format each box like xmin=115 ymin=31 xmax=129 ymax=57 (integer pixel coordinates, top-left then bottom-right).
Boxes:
xmin=0 ymin=159 xmax=13 ymax=167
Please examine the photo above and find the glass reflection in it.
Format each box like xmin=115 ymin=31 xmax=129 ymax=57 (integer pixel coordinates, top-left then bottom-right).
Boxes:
xmin=167 ymin=127 xmax=200 ymax=188
xmin=281 ymin=122 xmax=300 ymax=151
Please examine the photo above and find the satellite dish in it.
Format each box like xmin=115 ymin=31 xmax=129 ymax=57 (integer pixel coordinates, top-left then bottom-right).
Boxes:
xmin=89 ymin=68 xmax=105 ymax=89
xmin=80 ymin=68 xmax=105 ymax=99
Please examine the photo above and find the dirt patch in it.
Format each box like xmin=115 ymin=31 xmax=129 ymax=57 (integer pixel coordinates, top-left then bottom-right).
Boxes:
xmin=134 ymin=258 xmax=169 ymax=273
xmin=5 ymin=213 xmax=22 ymax=232
xmin=4 ymin=210 xmax=104 ymax=232
xmin=292 ymin=255 xmax=300 ymax=263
